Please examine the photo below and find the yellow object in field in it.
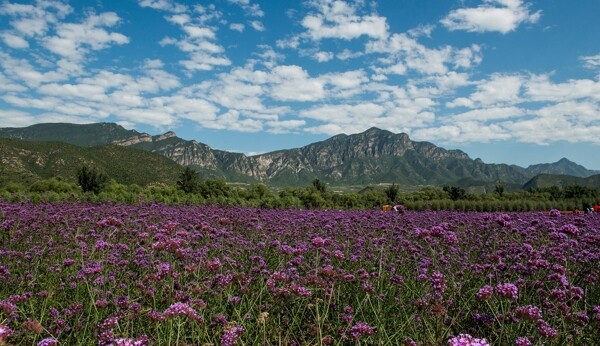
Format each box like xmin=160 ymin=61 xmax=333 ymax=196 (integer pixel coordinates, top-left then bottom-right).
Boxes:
xmin=382 ymin=205 xmax=393 ymax=211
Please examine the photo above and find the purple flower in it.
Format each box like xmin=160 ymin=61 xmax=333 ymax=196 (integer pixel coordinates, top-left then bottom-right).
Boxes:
xmin=476 ymin=285 xmax=494 ymax=300
xmin=448 ymin=333 xmax=490 ymax=346
xmin=228 ymin=295 xmax=241 ymax=304
xmin=537 ymin=319 xmax=558 ymax=338
xmin=548 ymin=209 xmax=561 ymax=217
xmin=291 ymin=283 xmax=312 ymax=297
xmin=220 ymin=323 xmax=244 ymax=346
xmin=206 ymin=257 xmax=222 ymax=271
xmin=311 ymin=236 xmax=326 ymax=248
xmin=496 ymin=283 xmax=518 ymax=300
xmin=0 ymin=324 xmax=13 ymax=340
xmin=163 ymin=302 xmax=203 ymax=322
xmin=515 ymin=305 xmax=542 ymax=321
xmin=514 ymin=337 xmax=532 ymax=346
xmin=348 ymin=321 xmax=375 ymax=340
xmin=114 ymin=336 xmax=149 ymax=346
xmin=430 ymin=271 xmax=446 ymax=295
xmin=559 ymin=224 xmax=579 ymax=236
xmin=37 ymin=338 xmax=59 ymax=346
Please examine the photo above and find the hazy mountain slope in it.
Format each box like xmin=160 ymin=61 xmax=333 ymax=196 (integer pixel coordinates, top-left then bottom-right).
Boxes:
xmin=522 ymin=173 xmax=600 ymax=190
xmin=0 ymin=138 xmax=182 ymax=186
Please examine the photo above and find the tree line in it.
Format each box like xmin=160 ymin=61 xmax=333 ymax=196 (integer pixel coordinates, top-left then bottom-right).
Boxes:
xmin=0 ymin=165 xmax=599 ymax=211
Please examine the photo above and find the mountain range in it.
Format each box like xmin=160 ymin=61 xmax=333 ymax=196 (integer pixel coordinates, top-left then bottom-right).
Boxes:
xmin=1 ymin=122 xmax=598 ymax=189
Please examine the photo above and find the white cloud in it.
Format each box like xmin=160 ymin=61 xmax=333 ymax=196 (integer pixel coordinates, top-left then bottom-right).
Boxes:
xmin=227 ymin=0 xmax=264 ymax=17
xmin=229 ymin=23 xmax=245 ymax=32
xmin=367 ymin=33 xmax=480 ymax=76
xmin=0 ymin=109 xmax=37 ymax=127
xmin=336 ymin=49 xmax=363 ymax=60
xmin=158 ymin=8 xmax=230 ymax=73
xmin=0 ymin=0 xmax=72 ymax=38
xmin=180 ymin=52 xmax=231 ymax=72
xmin=524 ymin=74 xmax=600 ymax=102
xmin=441 ymin=0 xmax=541 ymax=34
xmin=0 ymin=72 xmax=27 ymax=92
xmin=250 ymin=20 xmax=265 ymax=32
xmin=37 ymin=83 xmax=107 ymax=101
xmin=138 ymin=0 xmax=187 ymax=13
xmin=0 ymin=52 xmax=65 ymax=87
xmin=414 ymin=121 xmax=512 ymax=143
xmin=269 ymin=65 xmax=325 ymax=102
xmin=313 ymin=51 xmax=334 ymax=62
xmin=450 ymin=106 xmax=525 ymax=122
xmin=203 ymin=109 xmax=264 ymax=132
xmin=452 ymin=74 xmax=523 ymax=108
xmin=453 ymin=45 xmax=482 ymax=69
xmin=41 ymin=12 xmax=129 ymax=75
xmin=266 ymin=119 xmax=306 ymax=134
xmin=1 ymin=32 xmax=29 ymax=48
xmin=504 ymin=101 xmax=600 ymax=144
xmin=297 ymin=0 xmax=388 ymax=42
xmin=580 ymin=54 xmax=600 ymax=70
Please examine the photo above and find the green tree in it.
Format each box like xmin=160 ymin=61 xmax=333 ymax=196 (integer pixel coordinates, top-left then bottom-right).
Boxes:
xmin=494 ymin=184 xmax=505 ymax=198
xmin=176 ymin=167 xmax=201 ymax=194
xmin=200 ymin=179 xmax=231 ymax=198
xmin=443 ymin=185 xmax=467 ymax=201
xmin=312 ymin=178 xmax=327 ymax=193
xmin=384 ymin=183 xmax=400 ymax=204
xmin=77 ymin=165 xmax=108 ymax=194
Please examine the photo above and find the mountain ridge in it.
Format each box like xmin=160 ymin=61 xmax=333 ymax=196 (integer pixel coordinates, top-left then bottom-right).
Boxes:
xmin=1 ymin=122 xmax=598 ymax=187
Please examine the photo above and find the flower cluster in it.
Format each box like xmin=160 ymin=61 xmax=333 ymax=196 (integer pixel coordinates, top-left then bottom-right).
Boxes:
xmin=348 ymin=321 xmax=375 ymax=340
xmin=0 ymin=201 xmax=599 ymax=344
xmin=448 ymin=333 xmax=490 ymax=346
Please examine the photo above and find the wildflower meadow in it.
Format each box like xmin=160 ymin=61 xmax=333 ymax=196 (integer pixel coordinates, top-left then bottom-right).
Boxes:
xmin=0 ymin=201 xmax=599 ymax=345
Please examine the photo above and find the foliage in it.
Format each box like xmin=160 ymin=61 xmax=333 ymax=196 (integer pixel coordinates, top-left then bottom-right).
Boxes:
xmin=176 ymin=167 xmax=202 ymax=194
xmin=311 ymin=178 xmax=327 ymax=193
xmin=494 ymin=184 xmax=505 ymax=197
xmin=443 ymin=185 xmax=467 ymax=201
xmin=76 ymin=165 xmax=109 ymax=194
xmin=384 ymin=183 xmax=400 ymax=203
xmin=0 ymin=138 xmax=182 ymax=186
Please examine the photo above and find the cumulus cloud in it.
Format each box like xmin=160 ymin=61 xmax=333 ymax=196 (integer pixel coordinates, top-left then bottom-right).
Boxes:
xmin=524 ymin=74 xmax=600 ymax=102
xmin=447 ymin=73 xmax=523 ymax=108
xmin=1 ymin=32 xmax=29 ymax=48
xmin=504 ymin=101 xmax=600 ymax=144
xmin=367 ymin=33 xmax=482 ymax=76
xmin=43 ymin=12 xmax=129 ymax=68
xmin=229 ymin=23 xmax=245 ymax=32
xmin=441 ymin=0 xmax=541 ymax=34
xmin=300 ymin=0 xmax=388 ymax=41
xmin=154 ymin=6 xmax=232 ymax=73
xmin=0 ymin=0 xmax=72 ymax=38
xmin=250 ymin=20 xmax=265 ymax=32
xmin=266 ymin=119 xmax=306 ymax=134
xmin=227 ymin=0 xmax=264 ymax=17
xmin=138 ymin=0 xmax=187 ymax=13
xmin=313 ymin=51 xmax=334 ymax=62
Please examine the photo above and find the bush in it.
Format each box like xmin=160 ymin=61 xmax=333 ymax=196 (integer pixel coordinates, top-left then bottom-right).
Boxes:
xmin=176 ymin=167 xmax=201 ymax=194
xmin=77 ymin=165 xmax=109 ymax=194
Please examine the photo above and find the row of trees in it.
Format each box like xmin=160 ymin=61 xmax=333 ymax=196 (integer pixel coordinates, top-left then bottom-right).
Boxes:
xmin=1 ymin=165 xmax=599 ymax=211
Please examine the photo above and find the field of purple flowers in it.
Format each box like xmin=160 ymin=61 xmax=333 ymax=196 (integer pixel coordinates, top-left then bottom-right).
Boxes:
xmin=0 ymin=201 xmax=599 ymax=345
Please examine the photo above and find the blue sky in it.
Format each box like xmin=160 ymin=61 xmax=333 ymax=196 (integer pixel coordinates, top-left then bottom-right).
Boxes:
xmin=1 ymin=0 xmax=599 ymax=170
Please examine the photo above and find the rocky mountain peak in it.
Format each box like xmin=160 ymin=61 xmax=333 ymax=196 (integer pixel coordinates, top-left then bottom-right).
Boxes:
xmin=154 ymin=131 xmax=177 ymax=141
